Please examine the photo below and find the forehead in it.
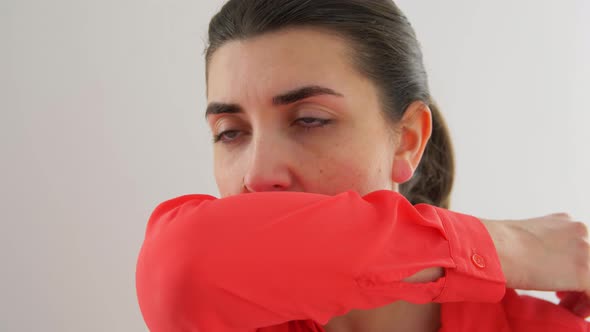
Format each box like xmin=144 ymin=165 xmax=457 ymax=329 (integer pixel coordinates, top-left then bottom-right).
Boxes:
xmin=206 ymin=28 xmax=362 ymax=104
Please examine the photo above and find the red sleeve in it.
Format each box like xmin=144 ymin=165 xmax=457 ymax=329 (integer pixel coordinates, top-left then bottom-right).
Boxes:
xmin=135 ymin=190 xmax=506 ymax=331
xmin=440 ymin=289 xmax=590 ymax=331
xmin=502 ymin=289 xmax=590 ymax=331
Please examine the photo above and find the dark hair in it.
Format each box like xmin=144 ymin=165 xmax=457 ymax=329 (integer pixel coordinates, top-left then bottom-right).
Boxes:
xmin=205 ymin=0 xmax=455 ymax=208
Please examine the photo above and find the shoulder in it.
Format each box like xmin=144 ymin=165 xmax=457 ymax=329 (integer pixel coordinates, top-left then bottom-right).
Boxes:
xmin=440 ymin=289 xmax=589 ymax=332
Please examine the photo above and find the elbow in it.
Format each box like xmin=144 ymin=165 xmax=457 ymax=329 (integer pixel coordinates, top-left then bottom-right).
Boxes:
xmin=135 ymin=240 xmax=209 ymax=331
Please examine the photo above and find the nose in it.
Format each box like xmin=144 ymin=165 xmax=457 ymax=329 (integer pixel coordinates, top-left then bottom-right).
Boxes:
xmin=242 ymin=135 xmax=293 ymax=193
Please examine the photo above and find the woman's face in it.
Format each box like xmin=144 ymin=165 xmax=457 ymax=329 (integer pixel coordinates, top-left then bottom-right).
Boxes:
xmin=206 ymin=28 xmax=415 ymax=198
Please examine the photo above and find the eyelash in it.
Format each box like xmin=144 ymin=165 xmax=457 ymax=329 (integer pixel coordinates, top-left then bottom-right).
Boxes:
xmin=213 ymin=118 xmax=333 ymax=144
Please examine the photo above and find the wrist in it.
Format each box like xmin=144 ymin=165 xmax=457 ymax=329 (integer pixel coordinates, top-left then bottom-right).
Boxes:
xmin=480 ymin=219 xmax=521 ymax=288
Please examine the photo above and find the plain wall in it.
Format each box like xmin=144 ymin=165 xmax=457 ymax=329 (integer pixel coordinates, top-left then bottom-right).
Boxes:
xmin=1 ymin=0 xmax=588 ymax=331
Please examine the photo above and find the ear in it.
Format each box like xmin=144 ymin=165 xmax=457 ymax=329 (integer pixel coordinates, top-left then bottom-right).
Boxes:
xmin=391 ymin=101 xmax=433 ymax=184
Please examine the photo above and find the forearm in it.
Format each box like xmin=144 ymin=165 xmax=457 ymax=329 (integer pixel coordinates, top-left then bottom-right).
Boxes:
xmin=402 ymin=267 xmax=444 ymax=283
xmin=137 ymin=191 xmax=505 ymax=331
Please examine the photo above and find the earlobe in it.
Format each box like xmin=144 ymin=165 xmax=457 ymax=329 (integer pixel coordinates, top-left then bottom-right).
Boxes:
xmin=391 ymin=159 xmax=414 ymax=184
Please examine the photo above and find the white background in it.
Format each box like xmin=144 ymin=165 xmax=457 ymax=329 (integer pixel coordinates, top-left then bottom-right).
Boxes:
xmin=1 ymin=0 xmax=588 ymax=331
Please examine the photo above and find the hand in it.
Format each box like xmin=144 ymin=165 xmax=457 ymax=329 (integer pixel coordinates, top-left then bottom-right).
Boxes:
xmin=482 ymin=213 xmax=590 ymax=318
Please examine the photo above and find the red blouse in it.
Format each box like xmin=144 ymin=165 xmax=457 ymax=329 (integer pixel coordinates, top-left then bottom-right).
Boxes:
xmin=135 ymin=190 xmax=589 ymax=331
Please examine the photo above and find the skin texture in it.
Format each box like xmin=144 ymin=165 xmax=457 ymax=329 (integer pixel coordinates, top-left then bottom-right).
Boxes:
xmin=206 ymin=27 xmax=439 ymax=332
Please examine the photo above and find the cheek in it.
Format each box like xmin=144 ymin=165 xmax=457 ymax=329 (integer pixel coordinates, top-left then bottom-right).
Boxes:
xmin=213 ymin=148 xmax=246 ymax=197
xmin=315 ymin=139 xmax=393 ymax=195
xmin=307 ymin=146 xmax=385 ymax=195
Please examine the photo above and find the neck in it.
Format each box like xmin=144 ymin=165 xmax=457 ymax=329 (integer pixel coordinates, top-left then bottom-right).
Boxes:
xmin=323 ymin=301 xmax=441 ymax=332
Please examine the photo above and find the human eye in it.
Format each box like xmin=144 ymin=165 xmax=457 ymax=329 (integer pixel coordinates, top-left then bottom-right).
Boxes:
xmin=213 ymin=130 xmax=242 ymax=144
xmin=295 ymin=117 xmax=333 ymax=129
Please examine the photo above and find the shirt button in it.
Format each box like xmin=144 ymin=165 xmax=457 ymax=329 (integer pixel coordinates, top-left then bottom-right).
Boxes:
xmin=472 ymin=253 xmax=486 ymax=268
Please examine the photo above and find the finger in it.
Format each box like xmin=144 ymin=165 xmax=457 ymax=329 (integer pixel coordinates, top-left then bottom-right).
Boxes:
xmin=556 ymin=212 xmax=573 ymax=219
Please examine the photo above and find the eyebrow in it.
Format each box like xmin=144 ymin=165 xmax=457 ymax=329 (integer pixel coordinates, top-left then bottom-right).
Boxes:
xmin=205 ymin=85 xmax=343 ymax=118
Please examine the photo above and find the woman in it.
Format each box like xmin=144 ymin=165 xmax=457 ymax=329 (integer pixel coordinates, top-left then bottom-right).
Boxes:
xmin=135 ymin=0 xmax=590 ymax=331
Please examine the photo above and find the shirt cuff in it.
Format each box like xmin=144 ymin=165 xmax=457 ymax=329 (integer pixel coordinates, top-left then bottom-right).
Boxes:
xmin=433 ymin=208 xmax=507 ymax=303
